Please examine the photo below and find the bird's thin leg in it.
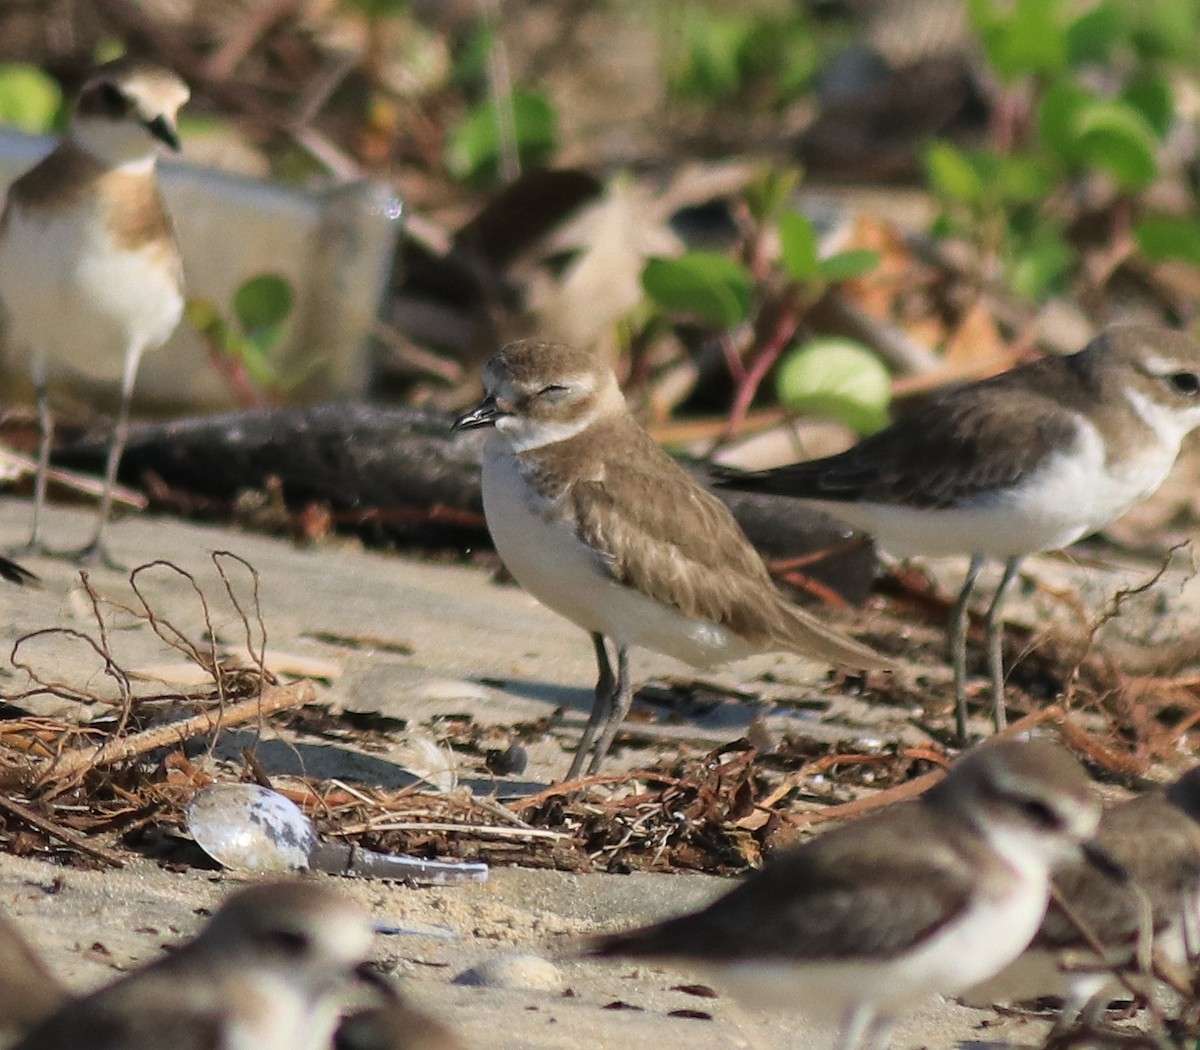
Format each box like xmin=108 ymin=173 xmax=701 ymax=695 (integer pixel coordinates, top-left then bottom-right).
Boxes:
xmin=863 ymin=1015 xmax=897 ymax=1050
xmin=588 ymin=644 xmax=631 ymax=775
xmin=984 ymin=556 xmax=1022 ymax=732
xmin=566 ymin=633 xmax=616 ymax=781
xmin=836 ymin=1005 xmax=878 ymax=1050
xmin=950 ymin=554 xmax=985 ymax=741
xmin=10 ymin=352 xmax=52 ymax=558
xmin=72 ymin=342 xmax=145 ymax=567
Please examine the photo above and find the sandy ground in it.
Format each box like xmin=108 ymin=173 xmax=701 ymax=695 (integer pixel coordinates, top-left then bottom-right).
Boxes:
xmin=0 ymin=498 xmax=1193 ymax=1049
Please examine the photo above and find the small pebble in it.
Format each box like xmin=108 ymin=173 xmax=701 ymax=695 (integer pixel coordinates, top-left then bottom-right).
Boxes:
xmin=452 ymin=952 xmax=564 ymax=992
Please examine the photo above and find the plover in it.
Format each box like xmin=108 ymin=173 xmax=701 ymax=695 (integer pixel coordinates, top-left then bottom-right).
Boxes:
xmin=453 ymin=339 xmax=889 ymax=779
xmin=0 ymin=915 xmax=69 ymax=1040
xmin=718 ymin=326 xmax=1200 ymax=738
xmin=963 ymin=765 xmax=1200 ymax=1024
xmin=0 ymin=57 xmax=189 ymax=565
xmin=15 ymin=881 xmax=383 ymax=1050
xmin=588 ymin=738 xmax=1105 ymax=1050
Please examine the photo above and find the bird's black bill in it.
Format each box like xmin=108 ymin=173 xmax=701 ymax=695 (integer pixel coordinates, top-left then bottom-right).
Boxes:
xmin=1081 ymin=839 xmax=1128 ymax=883
xmin=145 ymin=115 xmax=181 ymax=151
xmin=0 ymin=555 xmax=39 ymax=588
xmin=452 ymin=394 xmax=500 ymax=432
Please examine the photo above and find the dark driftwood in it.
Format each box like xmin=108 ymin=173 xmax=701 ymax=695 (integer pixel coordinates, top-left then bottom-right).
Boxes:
xmin=57 ymin=403 xmax=877 ymax=603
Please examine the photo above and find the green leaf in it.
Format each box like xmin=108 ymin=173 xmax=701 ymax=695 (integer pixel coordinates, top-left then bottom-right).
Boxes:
xmin=775 ymin=338 xmax=891 ymax=435
xmin=0 ymin=64 xmax=62 ymax=134
xmin=923 ymin=142 xmax=986 ymax=206
xmin=1065 ymin=2 xmax=1120 ymax=66
xmin=641 ymin=252 xmax=754 ymax=329
xmin=745 ymin=167 xmax=802 ymax=224
xmin=818 ymin=250 xmax=880 ymax=283
xmin=234 ymin=274 xmax=294 ymax=333
xmin=1038 ymin=81 xmax=1092 ymax=163
xmin=1008 ymin=230 xmax=1074 ymax=300
xmin=232 ymin=274 xmax=294 ymax=357
xmin=675 ymin=12 xmax=755 ymax=98
xmin=777 ymin=210 xmax=819 ymax=281
xmin=978 ymin=0 xmax=1069 ymax=80
xmin=1134 ymin=216 xmax=1200 ymax=267
xmin=445 ymin=90 xmax=558 ymax=183
xmin=1121 ymin=77 xmax=1173 ymax=139
xmin=996 ymin=154 xmax=1060 ymax=204
xmin=1073 ymin=100 xmax=1159 ymax=190
xmin=1125 ymin=0 xmax=1200 ymax=61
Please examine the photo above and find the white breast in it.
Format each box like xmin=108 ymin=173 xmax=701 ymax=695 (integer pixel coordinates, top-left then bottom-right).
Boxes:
xmin=0 ymin=200 xmax=182 ymax=381
xmin=481 ymin=436 xmax=755 ymax=667
xmin=706 ymin=866 xmax=1049 ymax=1020
xmin=811 ymin=417 xmax=1179 ymax=559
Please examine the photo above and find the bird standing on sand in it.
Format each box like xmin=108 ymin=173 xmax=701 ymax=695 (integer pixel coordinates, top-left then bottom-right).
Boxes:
xmin=963 ymin=765 xmax=1200 ymax=1027
xmin=588 ymin=738 xmax=1108 ymax=1050
xmin=15 ymin=881 xmax=386 ymax=1050
xmin=718 ymin=326 xmax=1200 ymax=738
xmin=0 ymin=57 xmax=189 ymax=565
xmin=454 ymin=339 xmax=890 ymax=780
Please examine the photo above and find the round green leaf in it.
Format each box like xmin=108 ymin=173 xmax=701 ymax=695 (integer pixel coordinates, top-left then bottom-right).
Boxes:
xmin=775 ymin=337 xmax=891 ymax=435
xmin=1073 ymin=100 xmax=1159 ymax=189
xmin=642 ymin=253 xmax=754 ymax=329
xmin=1134 ymin=216 xmax=1200 ymax=267
xmin=1065 ymin=2 xmax=1120 ymax=66
xmin=0 ymin=64 xmax=62 ymax=134
xmin=234 ymin=274 xmax=294 ymax=333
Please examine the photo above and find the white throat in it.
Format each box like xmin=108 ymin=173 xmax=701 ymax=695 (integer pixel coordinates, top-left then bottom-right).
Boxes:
xmin=1124 ymin=385 xmax=1199 ymax=452
xmin=495 ymin=411 xmax=597 ymax=453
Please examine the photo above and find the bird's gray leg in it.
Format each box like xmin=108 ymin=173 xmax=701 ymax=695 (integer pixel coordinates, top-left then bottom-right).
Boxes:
xmin=863 ymin=1015 xmax=897 ymax=1050
xmin=588 ymin=644 xmax=631 ymax=775
xmin=984 ymin=556 xmax=1022 ymax=732
xmin=72 ymin=342 xmax=145 ymax=568
xmin=836 ymin=1005 xmax=879 ymax=1050
xmin=950 ymin=554 xmax=985 ymax=740
xmin=10 ymin=351 xmax=52 ymax=557
xmin=566 ymin=633 xmax=616 ymax=781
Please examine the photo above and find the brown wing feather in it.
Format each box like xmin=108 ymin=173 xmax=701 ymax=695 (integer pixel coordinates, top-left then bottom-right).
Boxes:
xmin=590 ymin=803 xmax=977 ymax=962
xmin=548 ymin=418 xmax=888 ymax=669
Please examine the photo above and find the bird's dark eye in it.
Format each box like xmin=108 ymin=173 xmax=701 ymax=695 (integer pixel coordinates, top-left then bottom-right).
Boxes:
xmin=1168 ymin=372 xmax=1200 ymax=396
xmin=99 ymin=82 xmax=129 ymax=114
xmin=538 ymin=384 xmax=570 ymax=401
xmin=262 ymin=928 xmax=310 ymax=957
xmin=1019 ymin=797 xmax=1062 ymax=830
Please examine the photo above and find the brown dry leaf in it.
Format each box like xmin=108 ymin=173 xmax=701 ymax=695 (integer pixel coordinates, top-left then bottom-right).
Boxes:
xmin=835 ymin=213 xmax=921 ymax=319
xmin=528 ymin=175 xmax=683 ymax=356
xmin=943 ymin=301 xmax=1012 ymax=369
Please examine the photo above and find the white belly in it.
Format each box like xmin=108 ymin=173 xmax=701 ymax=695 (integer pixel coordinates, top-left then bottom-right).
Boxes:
xmin=811 ymin=425 xmax=1177 ymax=559
xmin=481 ymin=438 xmax=755 ymax=666
xmin=0 ymin=202 xmax=182 ymax=380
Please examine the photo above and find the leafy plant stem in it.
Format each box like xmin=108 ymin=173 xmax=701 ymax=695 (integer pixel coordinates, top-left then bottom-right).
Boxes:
xmin=478 ymin=0 xmax=520 ymax=182
xmin=723 ymin=295 xmax=803 ymax=441
xmin=203 ymin=343 xmax=269 ymax=410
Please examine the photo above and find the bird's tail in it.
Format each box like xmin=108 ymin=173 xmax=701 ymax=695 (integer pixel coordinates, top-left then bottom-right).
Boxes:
xmin=771 ymin=593 xmax=893 ymax=672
